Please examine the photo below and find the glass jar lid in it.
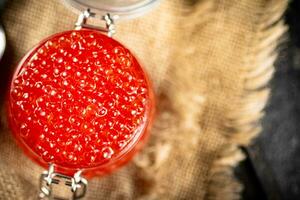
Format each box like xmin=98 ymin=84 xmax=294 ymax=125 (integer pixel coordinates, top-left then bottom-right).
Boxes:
xmin=63 ymin=0 xmax=159 ymax=19
xmin=0 ymin=26 xmax=5 ymax=60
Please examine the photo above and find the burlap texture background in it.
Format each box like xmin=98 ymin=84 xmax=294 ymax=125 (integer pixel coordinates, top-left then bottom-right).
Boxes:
xmin=0 ymin=0 xmax=288 ymax=199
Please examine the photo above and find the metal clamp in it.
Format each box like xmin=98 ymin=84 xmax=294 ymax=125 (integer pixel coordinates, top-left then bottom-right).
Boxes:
xmin=75 ymin=9 xmax=116 ymax=37
xmin=39 ymin=164 xmax=87 ymax=200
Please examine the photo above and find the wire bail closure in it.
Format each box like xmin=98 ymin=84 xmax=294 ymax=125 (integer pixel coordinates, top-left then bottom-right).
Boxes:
xmin=39 ymin=164 xmax=87 ymax=200
xmin=75 ymin=9 xmax=116 ymax=37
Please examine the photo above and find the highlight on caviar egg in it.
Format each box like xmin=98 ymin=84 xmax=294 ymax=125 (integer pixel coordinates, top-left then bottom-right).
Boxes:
xmin=8 ymin=30 xmax=154 ymax=175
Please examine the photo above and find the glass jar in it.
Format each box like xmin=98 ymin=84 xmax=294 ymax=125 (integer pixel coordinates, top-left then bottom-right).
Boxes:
xmin=7 ymin=0 xmax=158 ymax=199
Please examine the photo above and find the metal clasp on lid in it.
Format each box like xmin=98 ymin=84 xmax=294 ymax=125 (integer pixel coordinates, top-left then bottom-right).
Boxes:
xmin=75 ymin=9 xmax=116 ymax=37
xmin=39 ymin=164 xmax=87 ymax=200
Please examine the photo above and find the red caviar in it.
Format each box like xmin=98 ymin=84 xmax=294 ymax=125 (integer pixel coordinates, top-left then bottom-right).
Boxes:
xmin=7 ymin=29 xmax=154 ymax=176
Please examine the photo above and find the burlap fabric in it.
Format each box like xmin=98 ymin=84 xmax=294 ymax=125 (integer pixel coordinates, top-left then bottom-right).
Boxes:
xmin=0 ymin=0 xmax=288 ymax=199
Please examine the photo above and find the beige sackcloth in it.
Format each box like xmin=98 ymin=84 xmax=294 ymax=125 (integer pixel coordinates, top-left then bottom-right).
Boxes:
xmin=0 ymin=0 xmax=288 ymax=199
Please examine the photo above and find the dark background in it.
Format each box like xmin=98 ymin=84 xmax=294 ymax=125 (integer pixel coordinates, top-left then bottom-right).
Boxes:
xmin=1 ymin=0 xmax=300 ymax=199
xmin=236 ymin=0 xmax=300 ymax=199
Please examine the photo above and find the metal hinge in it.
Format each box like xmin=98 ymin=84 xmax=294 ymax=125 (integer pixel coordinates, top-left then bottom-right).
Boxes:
xmin=75 ymin=9 xmax=116 ymax=37
xmin=39 ymin=164 xmax=87 ymax=200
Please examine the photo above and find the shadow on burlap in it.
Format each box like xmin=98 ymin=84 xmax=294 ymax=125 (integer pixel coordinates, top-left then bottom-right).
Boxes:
xmin=0 ymin=0 xmax=288 ymax=199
